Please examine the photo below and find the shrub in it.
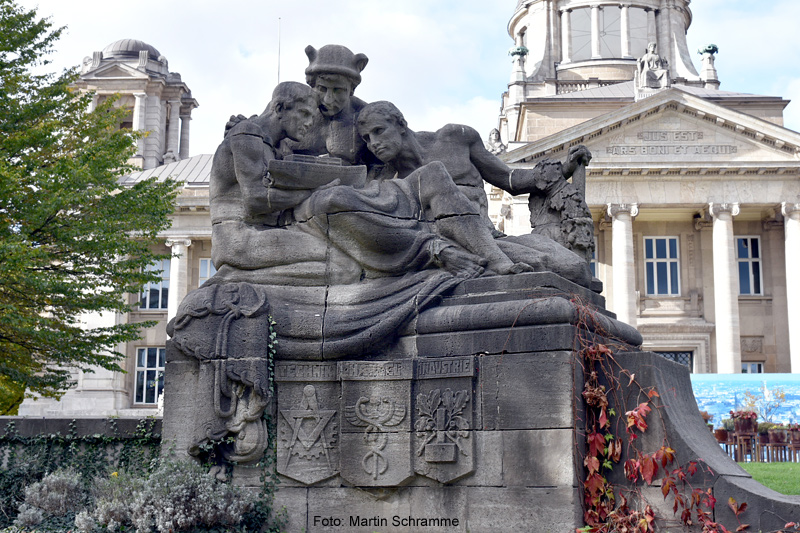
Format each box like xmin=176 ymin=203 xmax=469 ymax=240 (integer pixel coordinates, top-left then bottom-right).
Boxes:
xmin=10 ymin=469 xmax=88 ymax=531
xmin=84 ymin=459 xmax=256 ymax=533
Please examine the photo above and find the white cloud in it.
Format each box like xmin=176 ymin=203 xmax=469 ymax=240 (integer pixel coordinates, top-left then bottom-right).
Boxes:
xmin=16 ymin=0 xmax=800 ymax=157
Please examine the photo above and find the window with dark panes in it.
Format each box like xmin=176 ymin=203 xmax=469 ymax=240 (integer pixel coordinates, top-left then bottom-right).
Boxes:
xmin=644 ymin=237 xmax=680 ymax=295
xmin=736 ymin=237 xmax=762 ymax=295
xmin=140 ymin=259 xmax=169 ymax=310
xmin=135 ymin=347 xmax=165 ymax=405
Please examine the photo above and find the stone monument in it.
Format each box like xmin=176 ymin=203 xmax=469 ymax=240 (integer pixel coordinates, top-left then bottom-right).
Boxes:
xmin=163 ymin=44 xmax=800 ymax=532
xmin=637 ymin=42 xmax=670 ymax=90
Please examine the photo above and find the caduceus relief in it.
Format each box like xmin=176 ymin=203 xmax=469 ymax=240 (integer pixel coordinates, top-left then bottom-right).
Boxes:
xmin=345 ymin=396 xmax=406 ymax=480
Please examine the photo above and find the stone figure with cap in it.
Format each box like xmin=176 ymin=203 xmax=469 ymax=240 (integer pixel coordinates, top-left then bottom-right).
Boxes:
xmin=281 ymin=44 xmax=377 ymax=166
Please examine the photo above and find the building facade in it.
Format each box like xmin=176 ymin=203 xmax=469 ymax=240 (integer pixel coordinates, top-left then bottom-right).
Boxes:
xmin=491 ymin=0 xmax=800 ymax=375
xmin=19 ymin=2 xmax=800 ymax=416
xmin=19 ymin=40 xmax=208 ymax=417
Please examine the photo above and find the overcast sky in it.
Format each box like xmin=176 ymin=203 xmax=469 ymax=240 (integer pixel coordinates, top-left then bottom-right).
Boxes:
xmin=17 ymin=0 xmax=800 ymax=156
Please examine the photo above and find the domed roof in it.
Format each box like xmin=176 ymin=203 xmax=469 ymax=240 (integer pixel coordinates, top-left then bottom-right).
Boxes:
xmin=102 ymin=39 xmax=161 ymax=60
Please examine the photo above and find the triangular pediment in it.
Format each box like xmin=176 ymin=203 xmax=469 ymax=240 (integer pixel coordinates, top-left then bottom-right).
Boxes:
xmin=504 ymin=89 xmax=800 ymax=170
xmin=82 ymin=62 xmax=148 ymax=80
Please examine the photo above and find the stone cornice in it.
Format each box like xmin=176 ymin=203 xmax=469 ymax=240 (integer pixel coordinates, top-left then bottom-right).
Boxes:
xmin=503 ymin=90 xmax=800 ymax=165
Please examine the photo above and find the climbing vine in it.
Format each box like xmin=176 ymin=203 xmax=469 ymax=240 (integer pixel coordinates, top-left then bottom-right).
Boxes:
xmin=0 ymin=418 xmax=160 ymax=528
xmin=573 ymin=299 xmax=800 ymax=533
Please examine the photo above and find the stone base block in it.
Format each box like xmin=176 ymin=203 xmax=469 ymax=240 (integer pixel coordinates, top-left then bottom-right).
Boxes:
xmin=277 ymin=485 xmax=579 ymax=533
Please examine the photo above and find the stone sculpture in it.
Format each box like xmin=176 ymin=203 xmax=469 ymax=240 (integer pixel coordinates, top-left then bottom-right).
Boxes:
xmin=168 ymin=43 xmax=596 ymax=472
xmin=486 ymin=128 xmax=506 ymax=155
xmin=637 ymin=42 xmax=670 ymax=89
xmin=162 ymin=43 xmax=800 ymax=532
xmin=280 ymin=44 xmax=376 ymax=166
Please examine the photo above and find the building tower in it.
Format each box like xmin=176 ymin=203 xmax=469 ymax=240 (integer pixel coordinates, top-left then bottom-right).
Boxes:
xmin=495 ymin=1 xmax=800 ymax=375
xmin=501 ymin=0 xmax=717 ymax=147
xmin=73 ymin=39 xmax=199 ymax=170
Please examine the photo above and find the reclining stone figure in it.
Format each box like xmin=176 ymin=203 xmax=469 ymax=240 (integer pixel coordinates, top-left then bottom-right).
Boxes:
xmin=168 ymin=51 xmax=596 ymax=466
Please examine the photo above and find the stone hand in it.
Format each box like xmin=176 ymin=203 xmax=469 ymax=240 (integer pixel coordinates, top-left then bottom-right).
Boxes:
xmin=561 ymin=145 xmax=592 ymax=178
xmin=224 ymin=114 xmax=252 ymax=138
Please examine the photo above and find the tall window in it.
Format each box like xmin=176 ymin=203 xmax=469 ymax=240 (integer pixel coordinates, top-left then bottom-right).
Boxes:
xmin=644 ymin=237 xmax=680 ymax=295
xmin=736 ymin=237 xmax=762 ymax=295
xmin=135 ymin=347 xmax=165 ymax=405
xmin=628 ymin=8 xmax=649 ymax=58
xmin=140 ymin=259 xmax=169 ymax=310
xmin=571 ymin=8 xmax=592 ymax=61
xmin=199 ymin=258 xmax=217 ymax=286
xmin=570 ymin=6 xmax=649 ymax=61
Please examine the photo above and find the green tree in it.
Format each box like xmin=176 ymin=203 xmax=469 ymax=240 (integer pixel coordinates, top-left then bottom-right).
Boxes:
xmin=0 ymin=0 xmax=178 ymax=404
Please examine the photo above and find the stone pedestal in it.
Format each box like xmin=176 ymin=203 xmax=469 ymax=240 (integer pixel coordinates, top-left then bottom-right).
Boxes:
xmin=164 ymin=273 xmax=639 ymax=533
xmin=162 ymin=271 xmax=800 ymax=532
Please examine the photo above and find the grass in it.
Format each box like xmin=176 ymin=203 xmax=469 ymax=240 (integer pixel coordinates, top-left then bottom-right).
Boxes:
xmin=738 ymin=462 xmax=800 ymax=495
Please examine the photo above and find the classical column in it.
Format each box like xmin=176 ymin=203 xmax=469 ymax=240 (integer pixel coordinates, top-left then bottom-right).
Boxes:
xmin=561 ymin=9 xmax=572 ymax=63
xmin=88 ymin=94 xmax=100 ymax=113
xmin=607 ymin=204 xmax=638 ymax=328
xmin=620 ymin=5 xmax=632 ymax=58
xmin=646 ymin=9 xmax=657 ymax=45
xmin=179 ymin=114 xmax=192 ymax=160
xmin=709 ymin=203 xmax=741 ymax=374
xmin=591 ymin=6 xmax=602 ymax=59
xmin=166 ymin=238 xmax=192 ymax=322
xmin=165 ymin=100 xmax=181 ymax=163
xmin=782 ymin=202 xmax=800 ymax=372
xmin=131 ymin=93 xmax=147 ymax=162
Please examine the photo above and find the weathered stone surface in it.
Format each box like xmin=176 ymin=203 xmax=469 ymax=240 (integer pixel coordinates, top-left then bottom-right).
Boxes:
xmin=501 ymin=429 xmax=575 ymax=487
xmin=305 ymin=487 xmax=412 ymax=533
xmin=277 ymin=382 xmax=340 ymax=485
xmin=272 ymin=487 xmax=309 ymax=532
xmin=480 ymin=351 xmax=575 ymax=430
xmin=417 ymin=323 xmax=580 ymax=357
xmin=464 ymin=487 xmax=580 ymax=532
xmin=412 ymin=384 xmax=475 ymax=483
xmin=339 ymin=377 xmax=412 ymax=487
xmin=161 ymin=351 xmax=199 ymax=457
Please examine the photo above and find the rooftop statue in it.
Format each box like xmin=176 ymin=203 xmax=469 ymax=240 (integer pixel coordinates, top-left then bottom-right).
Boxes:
xmin=637 ymin=42 xmax=670 ymax=89
xmin=486 ymin=128 xmax=506 ymax=155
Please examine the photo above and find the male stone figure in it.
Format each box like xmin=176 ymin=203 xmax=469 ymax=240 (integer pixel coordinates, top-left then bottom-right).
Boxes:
xmin=637 ymin=42 xmax=670 ymax=89
xmin=170 ymin=81 xmax=318 ymax=465
xmin=281 ymin=44 xmax=376 ymax=166
xmin=356 ymin=101 xmax=594 ymax=286
xmin=209 ymin=81 xmax=354 ymax=276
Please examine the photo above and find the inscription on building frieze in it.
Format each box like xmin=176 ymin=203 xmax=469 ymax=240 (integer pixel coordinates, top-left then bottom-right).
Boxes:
xmin=416 ymin=356 xmax=474 ymax=379
xmin=338 ymin=360 xmax=412 ymax=380
xmin=605 ymin=129 xmax=739 ymax=157
xmin=275 ymin=361 xmax=337 ymax=382
xmin=638 ymin=130 xmax=704 ymax=142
